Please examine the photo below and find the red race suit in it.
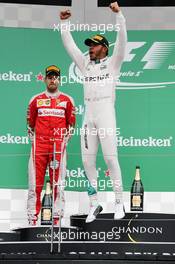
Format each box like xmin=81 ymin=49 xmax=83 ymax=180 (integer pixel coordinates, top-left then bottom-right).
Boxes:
xmin=27 ymin=91 xmax=75 ymax=222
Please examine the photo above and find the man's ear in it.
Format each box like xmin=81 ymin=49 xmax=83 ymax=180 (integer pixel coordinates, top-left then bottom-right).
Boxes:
xmin=43 ymin=76 xmax=46 ymax=83
xmin=103 ymin=46 xmax=108 ymax=54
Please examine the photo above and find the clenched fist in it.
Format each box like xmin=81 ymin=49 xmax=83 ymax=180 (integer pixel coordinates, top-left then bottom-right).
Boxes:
xmin=109 ymin=1 xmax=120 ymax=13
xmin=60 ymin=10 xmax=71 ymax=20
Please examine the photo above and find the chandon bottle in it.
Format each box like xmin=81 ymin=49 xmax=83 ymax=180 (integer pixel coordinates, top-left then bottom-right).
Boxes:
xmin=130 ymin=166 xmax=144 ymax=211
xmin=41 ymin=180 xmax=52 ymax=225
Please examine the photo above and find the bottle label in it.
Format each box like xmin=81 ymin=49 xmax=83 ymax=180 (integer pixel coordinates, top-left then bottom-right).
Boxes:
xmin=42 ymin=208 xmax=52 ymax=221
xmin=132 ymin=195 xmax=141 ymax=207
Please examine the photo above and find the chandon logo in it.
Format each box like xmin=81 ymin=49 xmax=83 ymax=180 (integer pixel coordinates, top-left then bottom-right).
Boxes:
xmin=125 ymin=214 xmax=163 ymax=243
xmin=36 ymin=215 xmax=163 ymax=243
xmin=112 ymin=226 xmax=163 ymax=235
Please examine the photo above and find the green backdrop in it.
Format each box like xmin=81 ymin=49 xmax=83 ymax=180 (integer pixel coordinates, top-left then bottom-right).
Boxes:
xmin=0 ymin=27 xmax=175 ymax=191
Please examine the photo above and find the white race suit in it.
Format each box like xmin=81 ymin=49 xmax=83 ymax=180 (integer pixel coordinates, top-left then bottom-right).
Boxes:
xmin=61 ymin=11 xmax=127 ymax=204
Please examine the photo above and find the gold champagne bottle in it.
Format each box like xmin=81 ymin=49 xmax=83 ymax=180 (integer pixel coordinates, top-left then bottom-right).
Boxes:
xmin=41 ymin=180 xmax=52 ymax=225
xmin=130 ymin=166 xmax=144 ymax=211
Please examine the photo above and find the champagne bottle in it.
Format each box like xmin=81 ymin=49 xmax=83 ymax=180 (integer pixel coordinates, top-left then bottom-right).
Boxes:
xmin=130 ymin=166 xmax=144 ymax=211
xmin=41 ymin=180 xmax=52 ymax=225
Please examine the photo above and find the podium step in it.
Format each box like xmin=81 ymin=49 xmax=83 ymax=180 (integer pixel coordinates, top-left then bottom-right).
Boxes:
xmin=1 ymin=213 xmax=175 ymax=260
xmin=14 ymin=226 xmax=78 ymax=242
xmin=70 ymin=212 xmax=175 ymax=243
xmin=0 ymin=231 xmax=20 ymax=242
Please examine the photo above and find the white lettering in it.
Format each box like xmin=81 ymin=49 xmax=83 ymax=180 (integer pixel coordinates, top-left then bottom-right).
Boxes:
xmin=0 ymin=134 xmax=29 ymax=144
xmin=0 ymin=71 xmax=32 ymax=82
xmin=117 ymin=136 xmax=172 ymax=147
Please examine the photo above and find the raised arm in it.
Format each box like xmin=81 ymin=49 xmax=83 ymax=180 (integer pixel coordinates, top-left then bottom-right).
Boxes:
xmin=110 ymin=2 xmax=127 ymax=71
xmin=60 ymin=10 xmax=85 ymax=73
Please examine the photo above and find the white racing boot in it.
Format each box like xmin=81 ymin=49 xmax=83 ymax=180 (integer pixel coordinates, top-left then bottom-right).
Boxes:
xmin=86 ymin=194 xmax=103 ymax=223
xmin=86 ymin=204 xmax=103 ymax=223
xmin=114 ymin=203 xmax=125 ymax=220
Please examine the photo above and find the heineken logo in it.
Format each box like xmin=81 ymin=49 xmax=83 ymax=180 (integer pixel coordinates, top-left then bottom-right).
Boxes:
xmin=0 ymin=71 xmax=45 ymax=83
xmin=69 ymin=39 xmax=175 ymax=90
xmin=117 ymin=135 xmax=173 ymax=147
xmin=0 ymin=133 xmax=29 ymax=144
xmin=66 ymin=167 xmax=101 ymax=178
xmin=0 ymin=71 xmax=32 ymax=82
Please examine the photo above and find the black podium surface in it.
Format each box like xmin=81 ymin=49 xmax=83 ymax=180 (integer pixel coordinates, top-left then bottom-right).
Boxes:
xmin=0 ymin=231 xmax=20 ymax=242
xmin=1 ymin=212 xmax=175 ymax=263
xmin=70 ymin=212 xmax=175 ymax=243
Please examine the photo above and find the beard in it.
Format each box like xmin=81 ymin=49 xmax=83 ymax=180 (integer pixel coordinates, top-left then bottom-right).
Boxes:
xmin=47 ymin=83 xmax=58 ymax=93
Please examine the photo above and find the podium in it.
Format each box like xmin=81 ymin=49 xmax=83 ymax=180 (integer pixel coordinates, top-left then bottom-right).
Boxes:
xmin=1 ymin=213 xmax=175 ymax=263
xmin=70 ymin=212 xmax=175 ymax=243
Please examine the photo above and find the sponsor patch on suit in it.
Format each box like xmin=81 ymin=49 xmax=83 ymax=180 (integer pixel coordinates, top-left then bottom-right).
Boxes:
xmin=37 ymin=99 xmax=51 ymax=107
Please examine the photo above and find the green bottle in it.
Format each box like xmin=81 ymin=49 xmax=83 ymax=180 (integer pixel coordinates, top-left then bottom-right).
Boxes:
xmin=130 ymin=166 xmax=144 ymax=211
xmin=41 ymin=181 xmax=52 ymax=225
